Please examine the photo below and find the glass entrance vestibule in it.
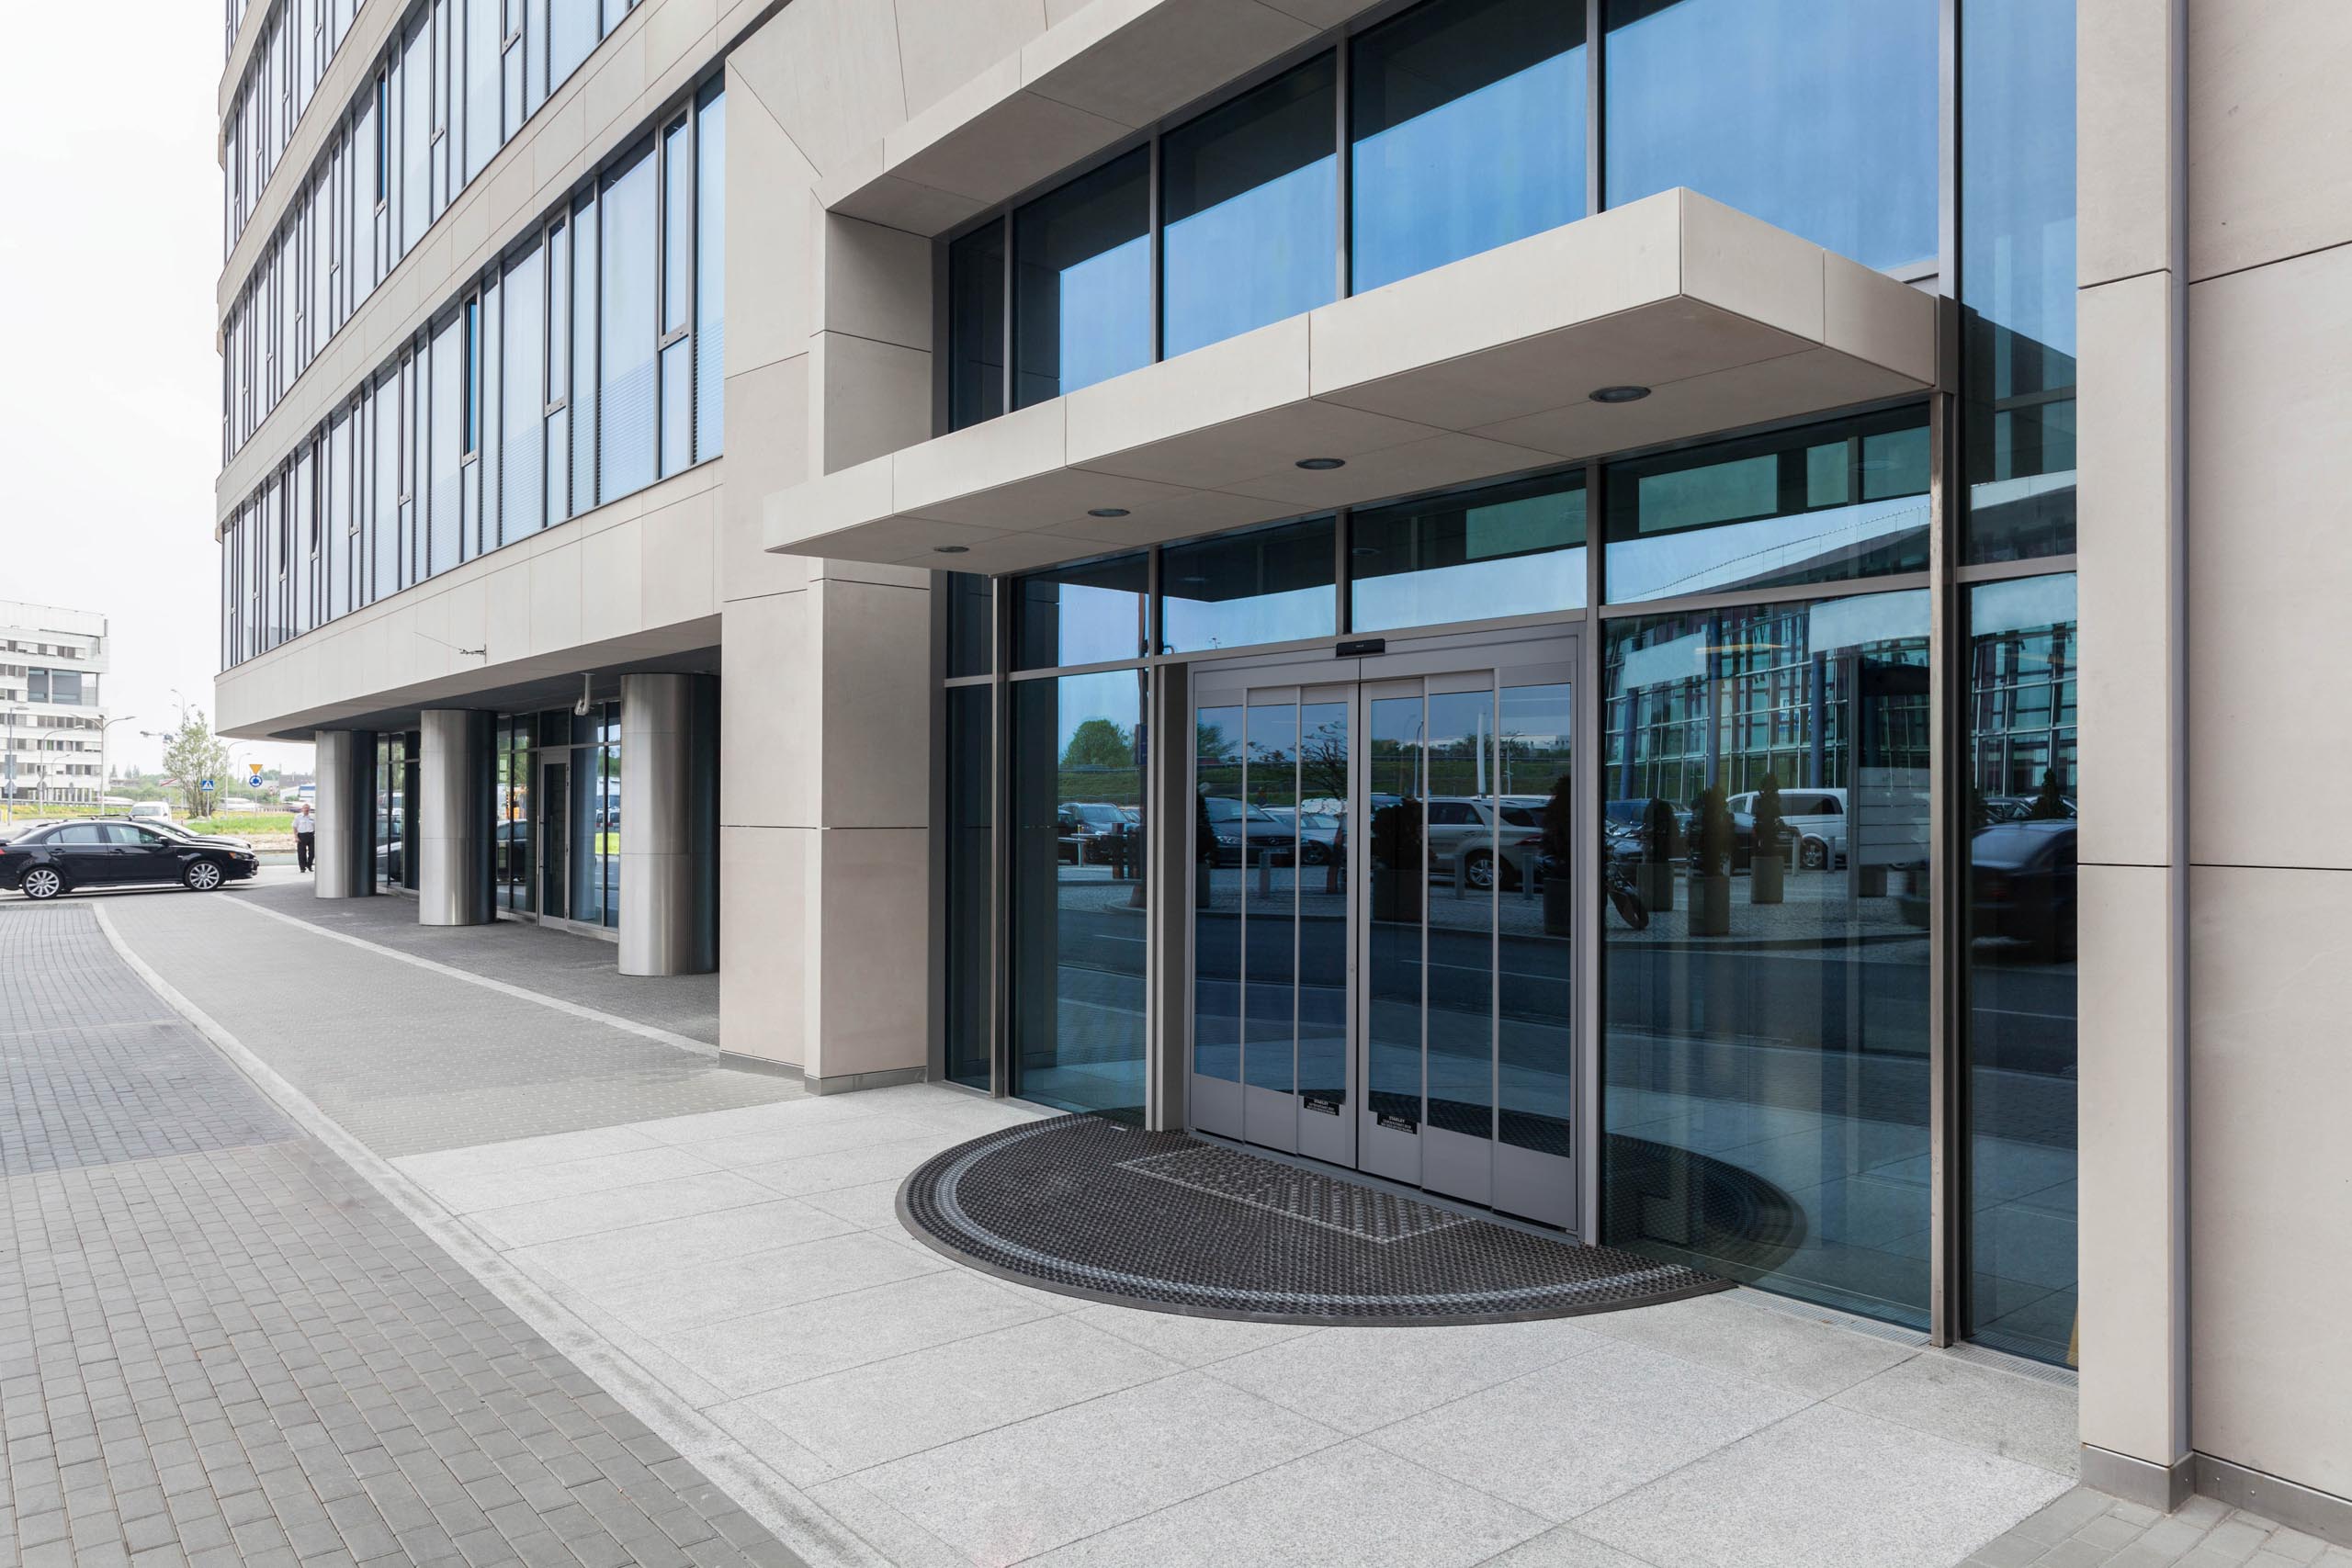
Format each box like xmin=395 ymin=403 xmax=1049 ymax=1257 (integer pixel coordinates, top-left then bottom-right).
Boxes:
xmin=936 ymin=401 xmax=2081 ymax=1361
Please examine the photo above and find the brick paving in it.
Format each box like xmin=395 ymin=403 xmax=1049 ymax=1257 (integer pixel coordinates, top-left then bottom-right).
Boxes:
xmin=0 ymin=903 xmax=805 ymax=1568
xmin=1960 ymin=1486 xmax=2352 ymax=1567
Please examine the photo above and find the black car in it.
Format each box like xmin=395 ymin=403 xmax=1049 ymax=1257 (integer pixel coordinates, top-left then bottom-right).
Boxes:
xmin=1971 ymin=818 xmax=2076 ymax=958
xmin=0 ymin=820 xmax=259 ymax=899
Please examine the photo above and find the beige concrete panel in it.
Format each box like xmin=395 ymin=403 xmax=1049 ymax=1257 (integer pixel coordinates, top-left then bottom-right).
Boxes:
xmin=799 ymin=517 xmax=1014 ymax=561
xmin=2077 ymin=0 xmax=2174 ymax=288
xmin=583 ymin=522 xmax=648 ymax=646
xmin=2187 ymin=246 xmax=2352 ymax=869
xmin=1679 ymin=189 xmax=1826 ymax=344
xmin=720 ymin=592 xmax=817 ymax=830
xmin=814 ymin=558 xmax=934 ymax=591
xmin=727 ymin=0 xmax=908 ymax=179
xmin=723 ymin=81 xmax=821 ymax=375
xmin=533 ymin=93 xmax=591 ymax=202
xmin=1218 ymin=431 xmax=1560 ymax=508
xmin=818 ymin=215 xmax=934 ymax=353
xmin=2187 ymin=863 xmax=2352 ymax=1499
xmin=2187 ymin=0 xmax=2352 ymax=281
xmin=2075 ymin=272 xmax=2177 ymax=869
xmin=895 ymin=399 xmax=1069 ymax=513
xmin=2075 ymin=860 xmax=2183 ymax=1471
xmin=642 ymin=488 xmax=718 ymax=629
xmin=767 ymin=444 xmax=895 ymax=555
xmin=1066 ymin=316 xmax=1313 ymax=466
xmin=1048 ymin=485 xmax=1285 ymax=545
xmin=1307 ymin=197 xmax=1682 ymax=400
xmin=722 ymin=355 xmax=818 ymax=596
xmin=1255 ymin=0 xmax=1383 ymax=23
xmin=717 ymin=825 xmax=808 ymax=1066
xmin=1021 ymin=0 xmax=1315 ymax=130
xmin=1823 ymin=254 xmax=1939 ymax=386
xmin=1470 ymin=345 xmax=1911 ymax=461
xmin=816 ymin=332 xmax=933 ymax=474
xmin=644 ymin=0 xmax=719 ymax=81
xmin=485 ymin=564 xmax=533 ymax=665
xmin=821 ymin=169 xmax=992 ymax=235
xmin=893 ymin=0 xmax=1050 ymax=118
xmin=902 ymin=530 xmax=1121 ymax=575
xmin=810 ymin=827 xmax=932 ymax=1079
xmin=1077 ymin=399 xmax=1443 ymax=491
xmin=528 ymin=540 xmax=585 ymax=654
xmin=817 ymin=579 xmax=933 ymax=829
xmin=439 ymin=576 xmax=490 ymax=667
xmin=900 ymin=468 xmax=1196 ymax=533
xmin=887 ymin=69 xmax=1136 ymax=207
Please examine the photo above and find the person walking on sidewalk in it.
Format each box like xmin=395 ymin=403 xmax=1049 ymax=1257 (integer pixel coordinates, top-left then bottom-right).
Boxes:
xmin=294 ymin=802 xmax=316 ymax=873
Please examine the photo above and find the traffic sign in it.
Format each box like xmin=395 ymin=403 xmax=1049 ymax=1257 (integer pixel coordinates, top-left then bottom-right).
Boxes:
xmin=199 ymin=778 xmax=215 ymax=791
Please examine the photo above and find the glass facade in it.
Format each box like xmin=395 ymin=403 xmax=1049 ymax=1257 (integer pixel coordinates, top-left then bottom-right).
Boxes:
xmin=1159 ymin=518 xmax=1335 ymax=654
xmin=221 ymin=85 xmax=724 ymax=671
xmin=1013 ymin=151 xmax=1151 ymax=408
xmin=944 ymin=684 xmax=994 ymax=1091
xmin=1351 ymin=471 xmax=1585 ymax=630
xmin=1012 ymin=553 xmax=1150 ymax=671
xmin=223 ymin=0 xmax=650 ymax=462
xmin=493 ymin=715 xmax=534 ymax=912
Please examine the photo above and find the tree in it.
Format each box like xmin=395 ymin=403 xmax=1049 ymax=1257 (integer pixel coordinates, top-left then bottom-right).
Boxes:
xmin=162 ymin=711 xmax=233 ymax=818
xmin=1061 ymin=717 xmax=1134 ymax=771
xmin=2028 ymin=766 xmax=2069 ymax=820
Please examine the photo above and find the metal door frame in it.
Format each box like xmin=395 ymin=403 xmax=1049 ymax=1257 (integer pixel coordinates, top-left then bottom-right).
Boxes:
xmin=531 ymin=749 xmax=615 ymax=942
xmin=1184 ymin=625 xmax=1585 ymax=1234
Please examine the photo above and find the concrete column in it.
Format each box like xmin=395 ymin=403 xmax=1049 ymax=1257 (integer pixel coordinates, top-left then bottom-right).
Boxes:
xmin=2074 ymin=0 xmax=2190 ymax=1512
xmin=417 ymin=709 xmax=493 ymax=927
xmin=620 ymin=673 xmax=718 ymax=976
xmin=312 ymin=730 xmax=377 ymax=898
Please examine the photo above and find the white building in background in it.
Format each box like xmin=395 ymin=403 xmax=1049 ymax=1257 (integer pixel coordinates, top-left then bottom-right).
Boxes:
xmin=0 ymin=601 xmax=107 ymax=807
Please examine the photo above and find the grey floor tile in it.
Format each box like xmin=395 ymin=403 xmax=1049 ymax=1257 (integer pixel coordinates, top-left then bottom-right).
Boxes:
xmin=737 ymin=1139 xmax=967 ymax=1200
xmin=1202 ymin=1319 xmax=1598 ymax=1436
xmin=1577 ymin=1403 xmax=2074 ymax=1568
xmin=1578 ymin=1291 xmax=1921 ymax=1399
xmin=1364 ymin=1339 xmax=1813 ymax=1521
xmin=582 ymin=1231 xmax=950 ymax=1334
xmin=1063 ymin=1303 xmax=1319 ymax=1369
xmin=505 ymin=1198 xmax=858 ymax=1291
xmin=1022 ymin=1440 xmax=1548 ymax=1568
xmin=800 ymin=1179 xmax=916 ymax=1233
xmin=1475 ymin=1527 xmax=1660 ymax=1568
xmin=464 ymin=1171 xmax=782 ymax=1250
xmin=1830 ymin=1352 xmax=2081 ymax=1476
xmin=421 ymin=1147 xmax=726 ymax=1219
xmin=858 ymin=1371 xmax=1340 ymax=1562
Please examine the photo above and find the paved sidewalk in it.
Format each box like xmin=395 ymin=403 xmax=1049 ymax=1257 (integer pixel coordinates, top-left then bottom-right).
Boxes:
xmin=71 ymin=881 xmax=2098 ymax=1568
xmin=1962 ymin=1487 xmax=2352 ymax=1568
xmin=0 ymin=903 xmax=802 ymax=1568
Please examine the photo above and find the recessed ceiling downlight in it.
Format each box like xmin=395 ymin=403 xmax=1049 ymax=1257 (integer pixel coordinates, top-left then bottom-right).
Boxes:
xmin=933 ymin=545 xmax=970 ymax=554
xmin=1087 ymin=507 xmax=1132 ymax=518
xmin=1295 ymin=457 xmax=1348 ymax=470
xmin=1589 ymin=385 xmax=1652 ymax=404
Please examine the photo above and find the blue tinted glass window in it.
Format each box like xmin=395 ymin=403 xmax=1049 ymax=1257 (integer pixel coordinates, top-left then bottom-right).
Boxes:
xmin=1012 ymin=553 xmax=1149 ymax=670
xmin=599 ymin=146 xmax=656 ymax=500
xmin=695 ymin=86 xmax=726 ymax=462
xmin=1351 ymin=0 xmax=1586 ymax=295
xmin=1160 ymin=517 xmax=1335 ymax=653
xmin=1352 ymin=472 xmax=1585 ymax=631
xmin=1604 ymin=409 xmax=1929 ymax=604
xmin=1963 ymin=0 xmax=2076 ymax=562
xmin=1014 ymin=149 xmax=1150 ymax=407
xmin=950 ymin=220 xmax=1005 ymax=429
xmin=501 ymin=243 xmax=545 ymax=545
xmin=428 ymin=316 xmax=461 ymax=575
xmin=1162 ymin=55 xmax=1337 ymax=359
xmin=548 ymin=0 xmax=594 ymax=90
xmin=1604 ymin=0 xmax=1936 ymax=271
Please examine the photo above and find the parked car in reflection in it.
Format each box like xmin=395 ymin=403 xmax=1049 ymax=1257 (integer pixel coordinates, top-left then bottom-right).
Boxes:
xmin=1972 ymin=818 xmax=2075 ymax=959
xmin=1057 ymin=802 xmax=1137 ymax=865
xmin=1603 ymin=798 xmax=1688 ymax=864
xmin=0 ymin=819 xmax=258 ymax=899
xmin=1681 ymin=807 xmax=1798 ymax=873
xmin=1982 ymin=794 xmax=2076 ymax=824
xmin=1726 ymin=787 xmax=1848 ymax=870
xmin=1421 ymin=795 xmax=1547 ymax=891
xmin=1200 ymin=796 xmax=1297 ymax=866
xmin=1263 ymin=806 xmax=1341 ymax=864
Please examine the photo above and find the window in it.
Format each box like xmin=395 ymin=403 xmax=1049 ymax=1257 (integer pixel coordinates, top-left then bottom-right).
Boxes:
xmin=1604 ymin=0 xmax=1936 ymax=271
xmin=659 ymin=117 xmax=692 ymax=476
xmin=948 ymin=222 xmax=1004 ymax=429
xmin=1351 ymin=471 xmax=1586 ymax=631
xmin=461 ymin=297 xmax=481 ymax=457
xmin=571 ymin=189 xmax=597 ymax=512
xmin=598 ymin=144 xmax=656 ymax=500
xmin=1013 ymin=553 xmax=1150 ymax=670
xmin=1159 ymin=516 xmax=1335 ymax=653
xmin=503 ymin=241 xmax=546 ymax=543
xmin=1014 ymin=149 xmax=1150 ymax=408
xmin=1160 ymin=54 xmax=1337 ymax=359
xmin=428 ymin=312 xmax=461 ymax=574
xmin=1351 ymin=0 xmax=1586 ymax=294
xmin=694 ymin=84 xmax=725 ymax=461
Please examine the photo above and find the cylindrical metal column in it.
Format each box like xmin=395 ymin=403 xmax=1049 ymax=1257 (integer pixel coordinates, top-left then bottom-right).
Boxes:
xmin=312 ymin=729 xmax=377 ymax=898
xmin=619 ymin=673 xmax=718 ymax=976
xmin=418 ymin=709 xmax=494 ymax=927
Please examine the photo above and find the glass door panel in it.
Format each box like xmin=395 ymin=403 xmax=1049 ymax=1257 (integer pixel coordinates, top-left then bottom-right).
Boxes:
xmin=1361 ymin=688 xmax=1426 ymax=1185
xmin=540 ymin=757 xmax=569 ymax=919
xmin=1296 ymin=695 xmax=1351 ymax=1168
xmin=1242 ymin=696 xmax=1300 ymax=1150
xmin=1496 ymin=679 xmax=1575 ymax=1226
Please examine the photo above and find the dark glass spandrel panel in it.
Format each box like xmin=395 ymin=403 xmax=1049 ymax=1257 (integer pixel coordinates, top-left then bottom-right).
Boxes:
xmin=1012 ymin=552 xmax=1149 ymax=670
xmin=540 ymin=753 xmax=569 ymax=912
xmin=944 ymin=685 xmax=995 ymax=1090
xmin=1963 ymin=0 xmax=2077 ymax=562
xmin=1014 ymin=149 xmax=1150 ymax=407
xmin=1365 ymin=694 xmax=1424 ymax=1129
xmin=1194 ymin=704 xmax=1245 ymax=1084
xmin=1603 ymin=409 xmax=1929 ymax=604
xmin=1351 ymin=0 xmax=1586 ymax=296
xmin=1009 ymin=670 xmax=1148 ymax=1118
xmin=1963 ymin=573 xmax=2077 ymax=1363
xmin=1161 ymin=55 xmax=1338 ymax=359
xmin=1423 ymin=687 xmax=1497 ymax=1139
xmin=944 ymin=572 xmax=995 ymax=678
xmin=1600 ymin=588 xmax=1933 ymax=1329
xmin=1604 ymin=0 xmax=1937 ymax=272
xmin=949 ymin=221 xmax=1006 ymax=430
xmin=1498 ymin=681 xmax=1573 ymax=1154
xmin=1242 ymin=701 xmax=1300 ymax=1093
xmin=1160 ymin=517 xmax=1335 ymax=654
xmin=599 ymin=147 xmax=657 ymax=502
xmin=567 ymin=743 xmax=603 ymax=925
xmin=1352 ymin=472 xmax=1585 ymax=632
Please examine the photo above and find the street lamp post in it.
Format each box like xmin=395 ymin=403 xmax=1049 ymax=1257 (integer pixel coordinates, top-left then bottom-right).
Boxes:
xmin=97 ymin=715 xmax=137 ymax=818
xmin=3 ymin=706 xmax=21 ymax=820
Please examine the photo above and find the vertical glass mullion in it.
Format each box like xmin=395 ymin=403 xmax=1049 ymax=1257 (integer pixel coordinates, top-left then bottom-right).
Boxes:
xmin=1585 ymin=0 xmax=1603 ymax=216
xmin=997 ymin=212 xmax=1013 ymax=423
xmin=1334 ymin=28 xmax=1351 ymax=300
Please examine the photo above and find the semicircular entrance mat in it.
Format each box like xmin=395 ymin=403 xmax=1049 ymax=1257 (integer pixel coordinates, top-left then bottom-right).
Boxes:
xmin=897 ymin=1113 xmax=1736 ymax=1326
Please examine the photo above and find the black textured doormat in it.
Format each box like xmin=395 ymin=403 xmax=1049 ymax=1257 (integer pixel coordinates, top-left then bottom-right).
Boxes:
xmin=896 ymin=1114 xmax=1735 ymax=1325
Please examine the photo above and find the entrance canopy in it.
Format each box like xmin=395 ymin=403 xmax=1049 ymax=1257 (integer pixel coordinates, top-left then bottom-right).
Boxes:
xmin=764 ymin=190 xmax=1939 ymax=575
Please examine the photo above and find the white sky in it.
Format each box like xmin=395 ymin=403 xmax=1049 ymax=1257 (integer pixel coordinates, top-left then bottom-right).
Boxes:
xmin=0 ymin=4 xmax=313 ymax=781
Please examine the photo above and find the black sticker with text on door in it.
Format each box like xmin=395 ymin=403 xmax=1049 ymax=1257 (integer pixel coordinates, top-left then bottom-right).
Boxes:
xmin=1377 ymin=1111 xmax=1419 ymax=1133
xmin=1302 ymin=1096 xmax=1341 ymax=1117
